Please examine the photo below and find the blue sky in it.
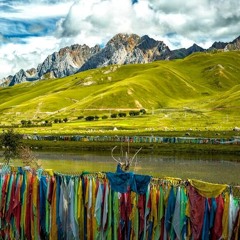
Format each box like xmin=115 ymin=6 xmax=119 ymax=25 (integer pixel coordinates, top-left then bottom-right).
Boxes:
xmin=0 ymin=0 xmax=240 ymax=79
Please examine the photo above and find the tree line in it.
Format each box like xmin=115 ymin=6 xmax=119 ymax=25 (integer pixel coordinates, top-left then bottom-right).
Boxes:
xmin=16 ymin=109 xmax=147 ymax=125
xmin=83 ymin=109 xmax=146 ymax=121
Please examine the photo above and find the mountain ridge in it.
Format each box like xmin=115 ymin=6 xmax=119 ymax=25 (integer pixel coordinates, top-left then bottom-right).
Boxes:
xmin=1 ymin=33 xmax=240 ymax=87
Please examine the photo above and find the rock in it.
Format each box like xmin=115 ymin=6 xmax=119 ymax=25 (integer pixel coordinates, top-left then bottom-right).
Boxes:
xmin=9 ymin=69 xmax=38 ymax=86
xmin=7 ymin=44 xmax=100 ymax=86
xmin=225 ymin=36 xmax=240 ymax=51
xmin=37 ymin=44 xmax=100 ymax=79
xmin=210 ymin=41 xmax=228 ymax=50
xmin=233 ymin=127 xmax=240 ymax=131
xmin=79 ymin=33 xmax=172 ymax=72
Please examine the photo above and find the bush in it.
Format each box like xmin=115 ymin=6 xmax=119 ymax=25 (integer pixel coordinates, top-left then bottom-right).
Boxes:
xmin=102 ymin=115 xmax=108 ymax=120
xmin=78 ymin=116 xmax=84 ymax=120
xmin=118 ymin=112 xmax=127 ymax=117
xmin=20 ymin=120 xmax=36 ymax=127
xmin=94 ymin=116 xmax=99 ymax=120
xmin=111 ymin=113 xmax=117 ymax=118
xmin=140 ymin=109 xmax=147 ymax=114
xmin=129 ymin=110 xmax=140 ymax=116
xmin=63 ymin=118 xmax=68 ymax=123
xmin=85 ymin=116 xmax=95 ymax=121
xmin=0 ymin=129 xmax=22 ymax=164
xmin=21 ymin=120 xmax=27 ymax=125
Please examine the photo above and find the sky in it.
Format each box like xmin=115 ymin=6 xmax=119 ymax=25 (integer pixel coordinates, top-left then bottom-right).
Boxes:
xmin=0 ymin=0 xmax=240 ymax=79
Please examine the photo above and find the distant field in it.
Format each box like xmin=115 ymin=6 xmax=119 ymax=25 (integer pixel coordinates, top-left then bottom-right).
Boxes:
xmin=0 ymin=51 xmax=240 ymax=132
xmin=1 ymin=112 xmax=239 ymax=136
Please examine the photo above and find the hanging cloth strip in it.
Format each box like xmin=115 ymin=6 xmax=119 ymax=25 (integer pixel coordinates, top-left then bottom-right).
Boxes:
xmin=106 ymin=171 xmax=151 ymax=194
xmin=188 ymin=179 xmax=228 ymax=198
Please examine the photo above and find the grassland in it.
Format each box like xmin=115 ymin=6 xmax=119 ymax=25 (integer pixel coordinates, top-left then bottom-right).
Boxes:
xmin=0 ymin=51 xmax=240 ymax=134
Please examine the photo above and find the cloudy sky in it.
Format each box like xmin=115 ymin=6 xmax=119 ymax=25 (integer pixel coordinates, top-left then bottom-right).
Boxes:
xmin=0 ymin=0 xmax=240 ymax=79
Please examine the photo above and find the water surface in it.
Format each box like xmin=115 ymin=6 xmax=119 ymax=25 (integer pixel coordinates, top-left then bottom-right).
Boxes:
xmin=32 ymin=151 xmax=240 ymax=185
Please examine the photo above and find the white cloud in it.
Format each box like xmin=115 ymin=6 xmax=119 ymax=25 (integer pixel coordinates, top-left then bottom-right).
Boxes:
xmin=57 ymin=0 xmax=135 ymax=39
xmin=0 ymin=1 xmax=73 ymax=20
xmin=56 ymin=0 xmax=240 ymax=48
xmin=0 ymin=36 xmax=60 ymax=77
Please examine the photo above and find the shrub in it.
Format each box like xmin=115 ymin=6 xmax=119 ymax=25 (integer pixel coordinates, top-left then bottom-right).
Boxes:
xmin=111 ymin=113 xmax=117 ymax=118
xmin=102 ymin=115 xmax=108 ymax=120
xmin=118 ymin=112 xmax=127 ymax=117
xmin=21 ymin=120 xmax=27 ymax=125
xmin=0 ymin=129 xmax=22 ymax=164
xmin=129 ymin=110 xmax=140 ymax=116
xmin=85 ymin=116 xmax=95 ymax=121
xmin=140 ymin=109 xmax=147 ymax=114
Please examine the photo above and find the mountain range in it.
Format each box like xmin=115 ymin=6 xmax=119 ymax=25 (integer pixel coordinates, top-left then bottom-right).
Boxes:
xmin=1 ymin=33 xmax=240 ymax=87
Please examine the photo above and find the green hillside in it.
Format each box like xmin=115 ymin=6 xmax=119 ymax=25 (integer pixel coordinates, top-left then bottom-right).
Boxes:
xmin=0 ymin=51 xmax=240 ymax=132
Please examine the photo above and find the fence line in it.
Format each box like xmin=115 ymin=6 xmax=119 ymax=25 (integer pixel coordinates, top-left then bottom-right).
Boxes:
xmin=24 ymin=134 xmax=240 ymax=145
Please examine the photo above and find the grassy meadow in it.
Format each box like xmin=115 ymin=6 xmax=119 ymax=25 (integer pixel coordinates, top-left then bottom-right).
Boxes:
xmin=0 ymin=50 xmax=240 ymax=135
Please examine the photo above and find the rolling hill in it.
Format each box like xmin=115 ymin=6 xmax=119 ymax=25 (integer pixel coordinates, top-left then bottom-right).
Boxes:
xmin=0 ymin=51 xmax=240 ymax=130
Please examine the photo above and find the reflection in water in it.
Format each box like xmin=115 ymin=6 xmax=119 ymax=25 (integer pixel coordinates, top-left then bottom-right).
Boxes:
xmin=33 ymin=151 xmax=240 ymax=185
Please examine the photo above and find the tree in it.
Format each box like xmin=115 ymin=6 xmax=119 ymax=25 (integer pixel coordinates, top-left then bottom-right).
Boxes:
xmin=18 ymin=146 xmax=41 ymax=170
xmin=111 ymin=113 xmax=117 ymax=118
xmin=118 ymin=112 xmax=127 ymax=117
xmin=78 ymin=116 xmax=84 ymax=120
xmin=129 ymin=111 xmax=135 ymax=116
xmin=0 ymin=129 xmax=22 ymax=164
xmin=85 ymin=116 xmax=95 ymax=121
xmin=140 ymin=109 xmax=147 ymax=114
xmin=94 ymin=116 xmax=99 ymax=120
xmin=102 ymin=115 xmax=108 ymax=120
xmin=129 ymin=110 xmax=140 ymax=116
xmin=63 ymin=118 xmax=68 ymax=123
xmin=21 ymin=120 xmax=27 ymax=126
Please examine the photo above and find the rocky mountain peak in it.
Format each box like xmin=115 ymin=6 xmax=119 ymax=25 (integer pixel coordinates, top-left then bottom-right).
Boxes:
xmin=5 ymin=43 xmax=100 ymax=86
xmin=210 ymin=41 xmax=228 ymax=50
xmin=26 ymin=68 xmax=37 ymax=76
xmin=9 ymin=69 xmax=29 ymax=86
xmin=107 ymin=33 xmax=140 ymax=47
xmin=138 ymin=35 xmax=160 ymax=50
xmin=79 ymin=33 xmax=172 ymax=72
xmin=187 ymin=44 xmax=204 ymax=55
xmin=225 ymin=35 xmax=240 ymax=51
xmin=0 ymin=75 xmax=13 ymax=87
xmin=231 ymin=35 xmax=240 ymax=43
xmin=36 ymin=43 xmax=100 ymax=79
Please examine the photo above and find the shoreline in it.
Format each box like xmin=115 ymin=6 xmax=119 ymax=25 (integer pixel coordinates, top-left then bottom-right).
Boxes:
xmin=23 ymin=140 xmax=240 ymax=160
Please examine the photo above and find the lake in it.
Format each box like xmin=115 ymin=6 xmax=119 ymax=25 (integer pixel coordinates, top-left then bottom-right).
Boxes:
xmin=27 ymin=150 xmax=240 ymax=185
